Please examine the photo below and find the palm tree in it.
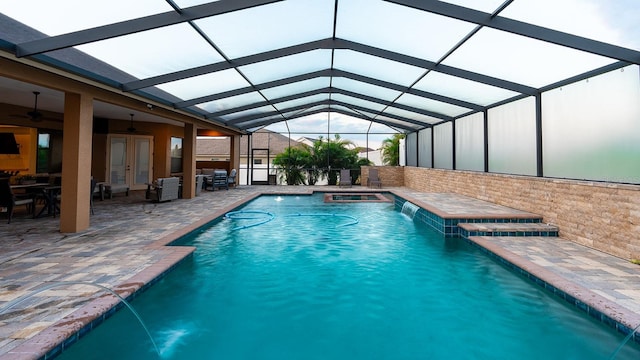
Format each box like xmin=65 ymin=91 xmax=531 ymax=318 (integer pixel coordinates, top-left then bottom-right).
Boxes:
xmin=381 ymin=133 xmax=406 ymax=166
xmin=275 ymin=134 xmax=372 ymax=185
xmin=314 ymin=135 xmax=367 ymax=185
xmin=272 ymin=146 xmax=310 ymax=185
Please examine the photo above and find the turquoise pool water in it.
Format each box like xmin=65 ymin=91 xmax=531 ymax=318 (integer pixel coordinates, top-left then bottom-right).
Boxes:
xmin=59 ymin=194 xmax=639 ymax=359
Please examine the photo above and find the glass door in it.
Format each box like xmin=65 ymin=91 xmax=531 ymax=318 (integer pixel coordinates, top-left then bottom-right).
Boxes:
xmin=108 ymin=135 xmax=153 ymax=190
xmin=109 ymin=136 xmax=127 ymax=185
xmin=133 ymin=137 xmax=151 ymax=188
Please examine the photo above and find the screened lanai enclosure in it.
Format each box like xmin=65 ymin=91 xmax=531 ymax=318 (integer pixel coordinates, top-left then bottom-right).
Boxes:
xmin=1 ymin=0 xmax=639 ymax=183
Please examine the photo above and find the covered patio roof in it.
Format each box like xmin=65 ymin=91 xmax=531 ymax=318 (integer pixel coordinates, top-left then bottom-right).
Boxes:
xmin=1 ymin=0 xmax=638 ymax=135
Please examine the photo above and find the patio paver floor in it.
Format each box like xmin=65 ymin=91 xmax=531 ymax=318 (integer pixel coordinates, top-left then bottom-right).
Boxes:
xmin=0 ymin=186 xmax=638 ymax=359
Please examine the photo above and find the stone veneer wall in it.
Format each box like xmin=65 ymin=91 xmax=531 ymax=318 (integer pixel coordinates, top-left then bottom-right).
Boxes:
xmin=403 ymin=167 xmax=640 ymax=261
xmin=362 ymin=166 xmax=404 ymax=188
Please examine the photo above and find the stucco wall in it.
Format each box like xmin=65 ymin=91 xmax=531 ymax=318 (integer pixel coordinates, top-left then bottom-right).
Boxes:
xmin=403 ymin=167 xmax=640 ymax=261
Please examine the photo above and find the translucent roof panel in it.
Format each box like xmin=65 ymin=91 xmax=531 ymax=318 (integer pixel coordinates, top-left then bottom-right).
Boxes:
xmin=261 ymin=78 xmax=331 ymax=100
xmin=336 ymin=0 xmax=476 ymax=62
xmin=395 ymin=93 xmax=472 ymax=118
xmin=194 ymin=0 xmax=334 ymax=59
xmin=501 ymin=0 xmax=640 ymax=52
xmin=0 ymin=0 xmax=171 ymax=36
xmin=330 ymin=104 xmax=369 ymax=118
xmin=368 ymin=121 xmax=402 ymax=134
xmin=330 ymin=94 xmax=387 ymax=113
xmin=384 ymin=107 xmax=442 ymax=125
xmin=373 ymin=115 xmax=423 ymax=131
xmin=219 ymin=105 xmax=275 ymax=123
xmin=1 ymin=0 xmax=638 ymax=136
xmin=333 ymin=50 xmax=425 ymax=87
xmin=442 ymin=28 xmax=615 ymax=88
xmin=274 ymin=94 xmax=329 ymax=112
xmin=198 ymin=92 xmax=266 ymax=114
xmin=277 ymin=105 xmax=331 ymax=122
xmin=331 ymin=78 xmax=402 ymax=102
xmin=239 ymin=50 xmax=332 ymax=84
xmin=357 ymin=110 xmax=422 ymax=131
xmin=155 ymin=69 xmax=250 ymax=101
xmin=77 ymin=24 xmax=224 ymax=79
xmin=414 ymin=72 xmax=519 ymax=106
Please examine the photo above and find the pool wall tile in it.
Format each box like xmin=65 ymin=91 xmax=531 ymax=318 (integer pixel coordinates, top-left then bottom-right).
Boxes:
xmin=464 ymin=236 xmax=640 ymax=345
xmin=392 ymin=193 xmax=638 ymax=346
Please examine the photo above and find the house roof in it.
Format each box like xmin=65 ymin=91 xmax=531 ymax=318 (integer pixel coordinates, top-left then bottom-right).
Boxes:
xmin=1 ymin=1 xmax=638 ymax=135
xmin=197 ymin=129 xmax=303 ymax=156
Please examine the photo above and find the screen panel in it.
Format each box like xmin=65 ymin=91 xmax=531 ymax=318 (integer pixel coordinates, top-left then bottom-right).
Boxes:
xmin=488 ymin=97 xmax=537 ymax=176
xmin=434 ymin=122 xmax=453 ymax=169
xmin=455 ymin=112 xmax=485 ymax=171
xmin=418 ymin=128 xmax=432 ymax=168
xmin=542 ymin=65 xmax=640 ymax=183
xmin=406 ymin=132 xmax=418 ymax=167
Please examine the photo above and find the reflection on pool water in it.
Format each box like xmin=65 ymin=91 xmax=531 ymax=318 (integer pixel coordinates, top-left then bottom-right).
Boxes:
xmin=58 ymin=194 xmax=640 ymax=359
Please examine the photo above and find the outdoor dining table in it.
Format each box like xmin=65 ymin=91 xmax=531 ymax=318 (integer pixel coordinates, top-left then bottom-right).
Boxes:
xmin=10 ymin=183 xmax=61 ymax=218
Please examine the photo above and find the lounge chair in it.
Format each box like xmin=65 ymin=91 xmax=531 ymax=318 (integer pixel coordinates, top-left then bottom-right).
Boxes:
xmin=0 ymin=178 xmax=36 ymax=223
xmin=146 ymin=177 xmax=180 ymax=202
xmin=367 ymin=168 xmax=382 ymax=188
xmin=338 ymin=169 xmax=352 ymax=188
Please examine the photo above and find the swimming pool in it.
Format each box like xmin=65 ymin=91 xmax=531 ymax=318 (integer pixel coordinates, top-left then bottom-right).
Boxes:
xmin=58 ymin=194 xmax=640 ymax=359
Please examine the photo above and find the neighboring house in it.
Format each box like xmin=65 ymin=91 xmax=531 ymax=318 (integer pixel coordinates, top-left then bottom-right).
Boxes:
xmin=296 ymin=136 xmax=316 ymax=147
xmin=359 ymin=148 xmax=383 ymax=166
xmin=197 ymin=129 xmax=304 ymax=185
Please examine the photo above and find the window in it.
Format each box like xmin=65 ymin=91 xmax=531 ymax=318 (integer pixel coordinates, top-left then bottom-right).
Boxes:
xmin=170 ymin=137 xmax=183 ymax=173
xmin=36 ymin=133 xmax=50 ymax=173
xmin=253 ymin=159 xmax=263 ymax=165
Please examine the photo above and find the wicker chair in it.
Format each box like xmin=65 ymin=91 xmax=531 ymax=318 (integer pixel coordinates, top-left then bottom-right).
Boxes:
xmin=146 ymin=177 xmax=180 ymax=202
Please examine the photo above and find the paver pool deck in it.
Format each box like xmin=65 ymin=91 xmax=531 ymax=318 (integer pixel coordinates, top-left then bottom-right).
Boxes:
xmin=0 ymin=186 xmax=639 ymax=359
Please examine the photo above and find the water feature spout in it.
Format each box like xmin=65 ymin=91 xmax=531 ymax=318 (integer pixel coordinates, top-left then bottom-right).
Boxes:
xmin=0 ymin=281 xmax=161 ymax=358
xmin=401 ymin=201 xmax=420 ymax=220
xmin=609 ymin=322 xmax=640 ymax=359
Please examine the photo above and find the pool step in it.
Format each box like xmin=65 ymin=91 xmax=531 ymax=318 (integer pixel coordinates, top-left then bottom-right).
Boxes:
xmin=459 ymin=222 xmax=559 ymax=238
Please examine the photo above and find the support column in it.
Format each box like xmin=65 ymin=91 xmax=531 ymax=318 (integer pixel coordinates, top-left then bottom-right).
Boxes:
xmin=535 ymin=93 xmax=543 ymax=177
xmin=230 ymin=134 xmax=241 ymax=173
xmin=60 ymin=92 xmax=93 ymax=233
xmin=182 ymin=123 xmax=197 ymax=199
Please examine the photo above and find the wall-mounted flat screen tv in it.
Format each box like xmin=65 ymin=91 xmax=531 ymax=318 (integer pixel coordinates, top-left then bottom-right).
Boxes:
xmin=0 ymin=133 xmax=20 ymax=154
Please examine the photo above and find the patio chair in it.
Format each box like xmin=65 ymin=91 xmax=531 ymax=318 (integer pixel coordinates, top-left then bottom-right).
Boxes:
xmin=195 ymin=174 xmax=205 ymax=196
xmin=146 ymin=177 xmax=180 ymax=202
xmin=227 ymin=169 xmax=237 ymax=188
xmin=367 ymin=168 xmax=382 ymax=188
xmin=90 ymin=177 xmax=97 ymax=215
xmin=338 ymin=169 xmax=352 ymax=188
xmin=0 ymin=178 xmax=35 ymax=223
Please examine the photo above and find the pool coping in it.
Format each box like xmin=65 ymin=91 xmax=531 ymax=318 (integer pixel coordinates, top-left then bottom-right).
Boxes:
xmin=323 ymin=192 xmax=392 ymax=203
xmin=467 ymin=236 xmax=640 ymax=342
xmin=6 ymin=189 xmax=639 ymax=358
xmin=5 ymin=193 xmax=267 ymax=360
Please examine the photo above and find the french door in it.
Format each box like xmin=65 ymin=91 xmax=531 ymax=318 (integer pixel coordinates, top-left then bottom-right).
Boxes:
xmin=107 ymin=135 xmax=153 ymax=190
